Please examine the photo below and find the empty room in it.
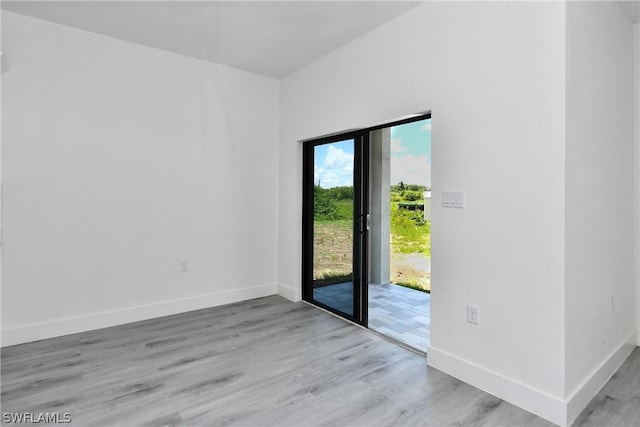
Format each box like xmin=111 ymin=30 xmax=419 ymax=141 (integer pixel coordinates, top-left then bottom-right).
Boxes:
xmin=1 ymin=1 xmax=639 ymax=426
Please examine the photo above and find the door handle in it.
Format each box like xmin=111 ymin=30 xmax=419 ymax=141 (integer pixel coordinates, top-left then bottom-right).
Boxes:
xmin=357 ymin=214 xmax=370 ymax=233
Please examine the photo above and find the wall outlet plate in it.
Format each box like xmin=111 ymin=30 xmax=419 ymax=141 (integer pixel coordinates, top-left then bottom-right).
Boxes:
xmin=467 ymin=304 xmax=479 ymax=325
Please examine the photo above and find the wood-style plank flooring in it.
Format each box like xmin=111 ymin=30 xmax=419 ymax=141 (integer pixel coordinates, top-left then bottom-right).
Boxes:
xmin=1 ymin=296 xmax=638 ymax=426
xmin=572 ymin=344 xmax=640 ymax=427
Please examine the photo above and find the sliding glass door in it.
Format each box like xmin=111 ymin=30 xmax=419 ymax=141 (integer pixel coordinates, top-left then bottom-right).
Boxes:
xmin=302 ymin=113 xmax=432 ymax=350
xmin=302 ymin=133 xmax=368 ymax=325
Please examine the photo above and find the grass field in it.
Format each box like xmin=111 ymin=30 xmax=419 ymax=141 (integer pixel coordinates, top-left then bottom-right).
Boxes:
xmin=312 ymin=184 xmax=430 ymax=292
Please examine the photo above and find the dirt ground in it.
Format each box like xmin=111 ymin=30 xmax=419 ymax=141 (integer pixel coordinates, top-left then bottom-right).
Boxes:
xmin=390 ymin=252 xmax=431 ymax=291
xmin=313 ymin=221 xmax=430 ymax=291
xmin=313 ymin=221 xmax=352 ymax=279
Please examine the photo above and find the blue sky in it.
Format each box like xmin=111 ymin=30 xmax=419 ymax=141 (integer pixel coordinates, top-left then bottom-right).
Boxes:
xmin=390 ymin=118 xmax=431 ymax=188
xmin=314 ymin=139 xmax=354 ymax=188
xmin=314 ymin=118 xmax=431 ymax=188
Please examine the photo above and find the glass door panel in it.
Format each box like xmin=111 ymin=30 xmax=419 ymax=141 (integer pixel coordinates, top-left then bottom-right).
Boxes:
xmin=303 ymin=132 xmax=368 ymax=325
xmin=311 ymin=139 xmax=355 ymax=316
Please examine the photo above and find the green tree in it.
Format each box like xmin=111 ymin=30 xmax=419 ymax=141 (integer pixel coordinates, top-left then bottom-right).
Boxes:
xmin=314 ymin=186 xmax=338 ymax=220
xmin=404 ymin=190 xmax=423 ymax=202
xmin=329 ymin=186 xmax=354 ymax=200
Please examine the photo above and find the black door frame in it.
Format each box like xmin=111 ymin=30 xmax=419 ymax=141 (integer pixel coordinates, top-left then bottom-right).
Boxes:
xmin=302 ymin=131 xmax=369 ymax=325
xmin=302 ymin=113 xmax=431 ymax=327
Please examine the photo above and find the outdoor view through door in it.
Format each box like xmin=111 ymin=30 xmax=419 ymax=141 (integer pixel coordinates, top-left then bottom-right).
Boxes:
xmin=303 ymin=134 xmax=368 ymax=323
xmin=303 ymin=115 xmax=431 ymax=352
xmin=311 ymin=138 xmax=356 ymax=317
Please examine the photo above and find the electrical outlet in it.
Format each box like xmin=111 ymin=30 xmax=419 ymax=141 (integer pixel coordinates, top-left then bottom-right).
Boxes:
xmin=467 ymin=304 xmax=479 ymax=325
xmin=180 ymin=262 xmax=188 ymax=273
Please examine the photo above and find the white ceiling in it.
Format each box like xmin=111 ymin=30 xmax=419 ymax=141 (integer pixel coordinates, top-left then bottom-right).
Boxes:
xmin=2 ymin=1 xmax=423 ymax=78
xmin=619 ymin=0 xmax=640 ymax=22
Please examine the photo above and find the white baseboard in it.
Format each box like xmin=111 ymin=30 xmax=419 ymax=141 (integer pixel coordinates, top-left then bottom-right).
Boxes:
xmin=427 ymin=346 xmax=566 ymax=426
xmin=429 ymin=329 xmax=638 ymax=427
xmin=1 ymin=283 xmax=277 ymax=347
xmin=277 ymin=283 xmax=301 ymax=302
xmin=565 ymin=330 xmax=637 ymax=426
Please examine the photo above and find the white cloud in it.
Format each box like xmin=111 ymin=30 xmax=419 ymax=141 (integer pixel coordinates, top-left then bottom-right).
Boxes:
xmin=314 ymin=145 xmax=430 ymax=188
xmin=314 ymin=146 xmax=354 ymax=188
xmin=390 ymin=155 xmax=431 ymax=187
xmin=324 ymin=145 xmax=353 ymax=169
xmin=390 ymin=138 xmax=407 ymax=153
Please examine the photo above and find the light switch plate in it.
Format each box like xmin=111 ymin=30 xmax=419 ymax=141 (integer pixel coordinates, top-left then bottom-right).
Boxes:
xmin=442 ymin=191 xmax=465 ymax=208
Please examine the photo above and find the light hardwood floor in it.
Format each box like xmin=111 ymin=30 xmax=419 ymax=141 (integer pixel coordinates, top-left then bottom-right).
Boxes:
xmin=1 ymin=295 xmax=638 ymax=426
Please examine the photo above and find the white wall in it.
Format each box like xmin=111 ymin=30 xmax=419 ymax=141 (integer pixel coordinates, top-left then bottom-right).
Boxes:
xmin=636 ymin=22 xmax=640 ymax=348
xmin=0 ymin=10 xmax=4 ymax=348
xmin=1 ymin=12 xmax=280 ymax=346
xmin=280 ymin=2 xmax=568 ymax=424
xmin=636 ymin=22 xmax=640 ymax=347
xmin=564 ymin=2 xmax=637 ymax=423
